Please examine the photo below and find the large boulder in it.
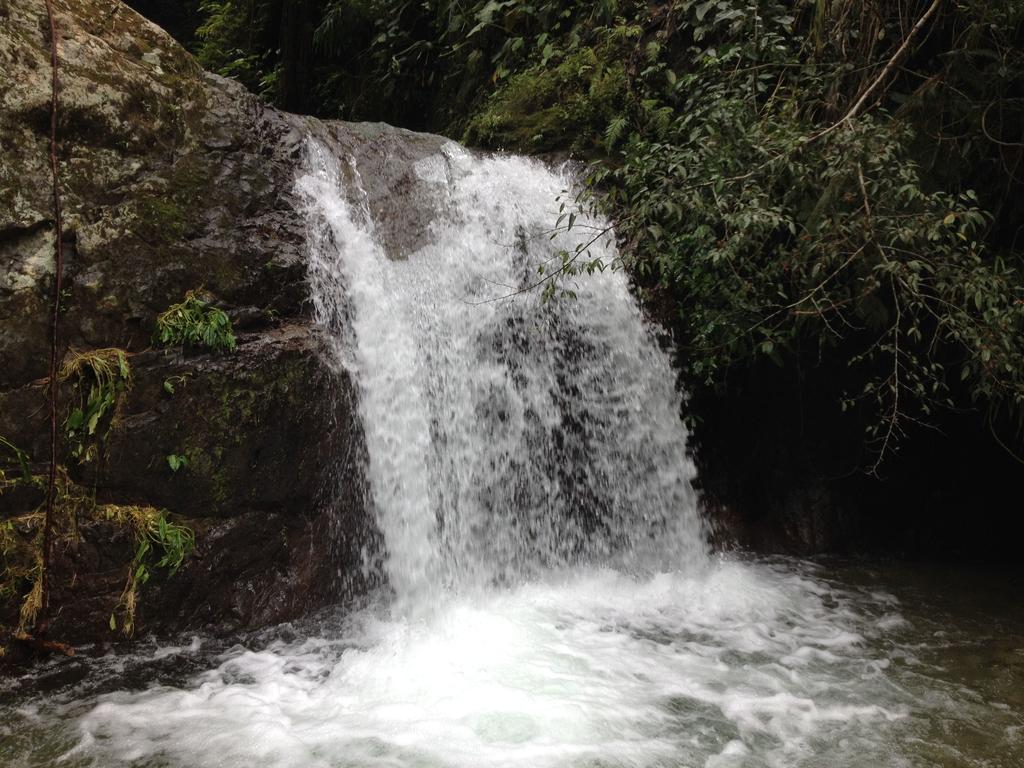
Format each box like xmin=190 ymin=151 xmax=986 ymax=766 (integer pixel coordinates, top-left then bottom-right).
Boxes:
xmin=0 ymin=0 xmax=448 ymax=645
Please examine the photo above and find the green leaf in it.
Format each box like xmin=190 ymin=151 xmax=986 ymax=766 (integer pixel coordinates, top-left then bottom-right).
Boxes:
xmin=86 ymin=407 xmax=103 ymax=436
xmin=66 ymin=409 xmax=85 ymax=431
xmin=0 ymin=437 xmax=31 ymax=481
xmin=695 ymin=0 xmax=716 ymax=22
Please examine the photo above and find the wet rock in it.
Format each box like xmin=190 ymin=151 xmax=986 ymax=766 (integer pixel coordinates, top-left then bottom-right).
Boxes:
xmin=0 ymin=0 xmax=394 ymax=644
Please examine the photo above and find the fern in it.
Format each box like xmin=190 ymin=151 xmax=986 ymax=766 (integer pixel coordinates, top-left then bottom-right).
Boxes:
xmin=605 ymin=115 xmax=628 ymax=151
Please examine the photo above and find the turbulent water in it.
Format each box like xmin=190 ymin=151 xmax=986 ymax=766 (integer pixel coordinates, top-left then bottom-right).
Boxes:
xmin=2 ymin=140 xmax=1023 ymax=768
xmin=298 ymin=138 xmax=705 ymax=602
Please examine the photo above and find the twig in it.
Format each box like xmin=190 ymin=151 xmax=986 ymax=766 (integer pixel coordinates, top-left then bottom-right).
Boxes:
xmin=464 ymin=226 xmax=614 ymax=305
xmin=870 ymin=288 xmax=902 ymax=476
xmin=857 ymin=162 xmax=872 ymax=225
xmin=988 ymin=410 xmax=1024 ymax=466
xmin=981 ymin=101 xmax=1024 ymax=149
xmin=677 ymin=169 xmax=758 ymax=194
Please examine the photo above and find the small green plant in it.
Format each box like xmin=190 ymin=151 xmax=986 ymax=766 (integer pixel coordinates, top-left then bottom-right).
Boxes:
xmin=61 ymin=348 xmax=133 ymax=463
xmin=0 ymin=436 xmax=30 ymax=487
xmin=0 ymin=518 xmax=32 ymax=606
xmin=162 ymin=374 xmax=190 ymax=395
xmin=0 ymin=438 xmax=34 ymax=615
xmin=155 ymin=290 xmax=236 ymax=352
xmin=97 ymin=504 xmax=195 ymax=635
xmin=166 ymin=454 xmax=188 ymax=472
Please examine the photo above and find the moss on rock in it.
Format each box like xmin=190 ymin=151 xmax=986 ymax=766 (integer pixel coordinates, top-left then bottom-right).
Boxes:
xmin=464 ymin=42 xmax=630 ymax=155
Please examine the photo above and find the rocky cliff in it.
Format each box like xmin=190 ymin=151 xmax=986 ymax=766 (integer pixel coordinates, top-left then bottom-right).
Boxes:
xmin=0 ymin=0 xmax=449 ymax=646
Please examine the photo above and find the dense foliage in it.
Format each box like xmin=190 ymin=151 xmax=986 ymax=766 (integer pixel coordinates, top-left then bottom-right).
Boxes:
xmin=149 ymin=0 xmax=1024 ymax=469
xmin=582 ymin=0 xmax=1024 ymax=470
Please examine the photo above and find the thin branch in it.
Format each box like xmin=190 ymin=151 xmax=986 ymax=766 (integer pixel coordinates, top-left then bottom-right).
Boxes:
xmin=808 ymin=0 xmax=943 ymax=143
xmin=981 ymin=100 xmax=1024 ymax=149
xmin=870 ymin=287 xmax=902 ymax=476
xmin=857 ymin=162 xmax=872 ymax=225
xmin=988 ymin=410 xmax=1024 ymax=466
xmin=463 ymin=226 xmax=614 ymax=305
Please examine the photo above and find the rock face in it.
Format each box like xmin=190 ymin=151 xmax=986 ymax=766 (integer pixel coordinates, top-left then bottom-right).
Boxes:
xmin=0 ymin=0 xmax=450 ymax=644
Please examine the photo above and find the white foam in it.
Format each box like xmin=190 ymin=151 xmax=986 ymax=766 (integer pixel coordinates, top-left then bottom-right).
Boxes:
xmin=76 ymin=561 xmax=911 ymax=768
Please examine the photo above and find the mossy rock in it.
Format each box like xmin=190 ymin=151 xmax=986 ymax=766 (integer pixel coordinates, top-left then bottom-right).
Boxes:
xmin=0 ymin=0 xmax=385 ymax=645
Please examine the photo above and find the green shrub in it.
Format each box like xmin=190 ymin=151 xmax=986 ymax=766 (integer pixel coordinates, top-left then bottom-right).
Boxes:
xmin=195 ymin=0 xmax=276 ymax=98
xmin=0 ymin=436 xmax=30 ymax=486
xmin=155 ymin=290 xmax=236 ymax=352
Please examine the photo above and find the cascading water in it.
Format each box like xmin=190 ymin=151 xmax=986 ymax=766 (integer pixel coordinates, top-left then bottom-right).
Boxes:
xmin=297 ymin=137 xmax=706 ymax=605
xmin=6 ymin=138 xmax=1022 ymax=768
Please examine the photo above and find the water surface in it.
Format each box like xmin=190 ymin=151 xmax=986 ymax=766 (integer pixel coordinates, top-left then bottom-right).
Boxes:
xmin=2 ymin=558 xmax=1022 ymax=767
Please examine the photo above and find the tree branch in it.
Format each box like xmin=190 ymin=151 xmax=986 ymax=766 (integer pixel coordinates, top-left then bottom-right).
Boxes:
xmin=808 ymin=0 xmax=943 ymax=143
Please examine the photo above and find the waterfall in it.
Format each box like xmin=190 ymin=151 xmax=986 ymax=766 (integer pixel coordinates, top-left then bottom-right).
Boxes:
xmin=296 ymin=137 xmax=706 ymax=606
xmin=61 ymin=136 xmax=966 ymax=768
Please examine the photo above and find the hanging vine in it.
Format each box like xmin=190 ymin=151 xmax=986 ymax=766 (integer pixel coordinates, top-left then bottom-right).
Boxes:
xmin=38 ymin=0 xmax=65 ymax=640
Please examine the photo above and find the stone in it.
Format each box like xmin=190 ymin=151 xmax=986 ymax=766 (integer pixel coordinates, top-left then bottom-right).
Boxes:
xmin=0 ymin=0 xmax=421 ymax=645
